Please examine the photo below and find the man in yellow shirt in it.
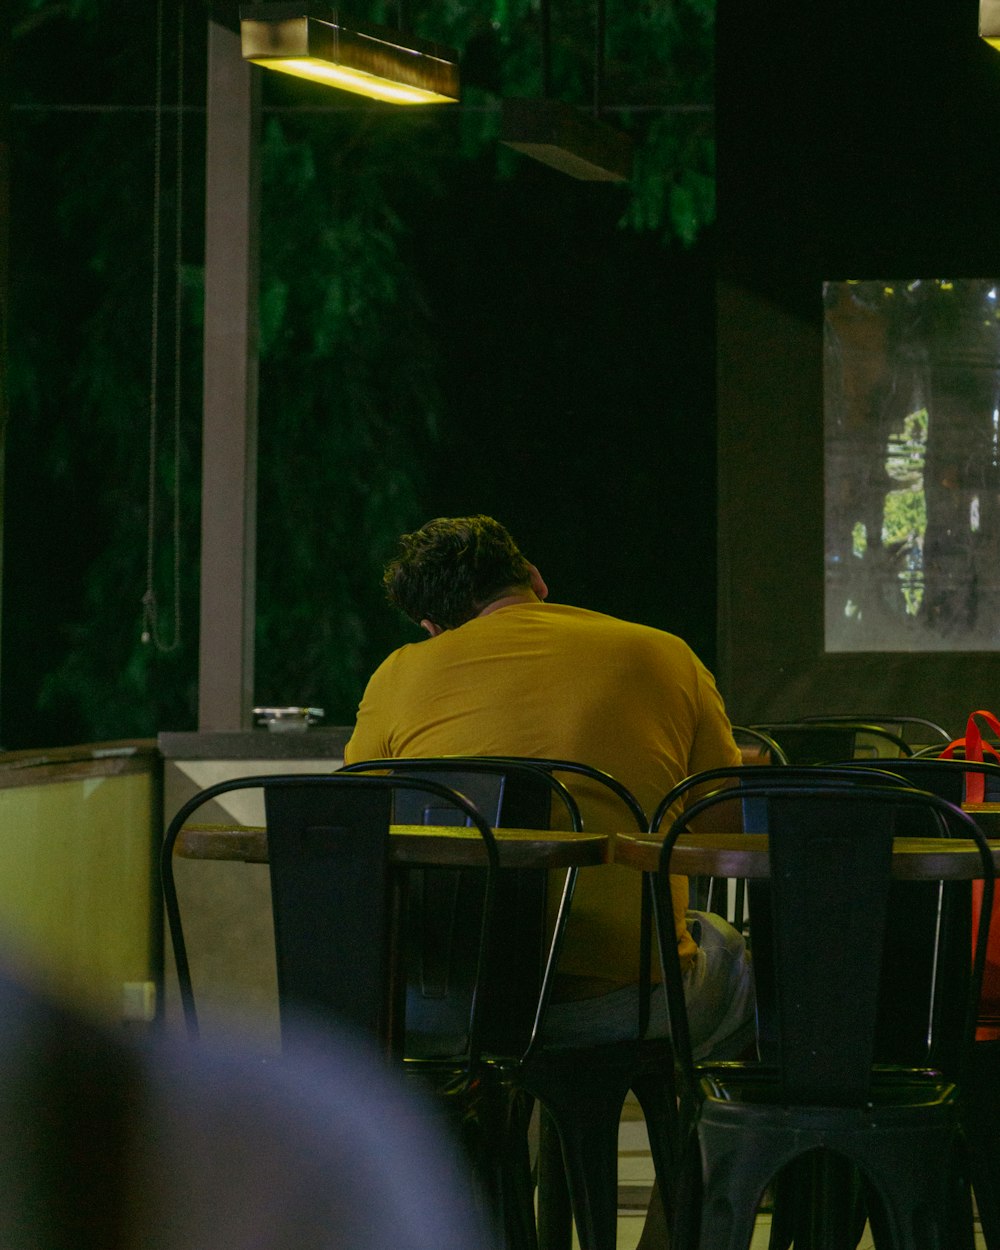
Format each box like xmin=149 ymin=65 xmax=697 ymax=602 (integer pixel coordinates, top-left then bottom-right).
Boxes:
xmin=345 ymin=515 xmax=753 ymax=1061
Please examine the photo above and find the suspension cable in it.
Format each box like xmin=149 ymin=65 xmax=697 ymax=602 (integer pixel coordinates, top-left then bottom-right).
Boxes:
xmin=142 ymin=0 xmax=183 ymax=653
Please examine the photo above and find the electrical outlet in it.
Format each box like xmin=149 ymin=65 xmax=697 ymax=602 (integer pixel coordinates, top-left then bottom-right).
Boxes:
xmin=122 ymin=981 xmax=157 ymax=1023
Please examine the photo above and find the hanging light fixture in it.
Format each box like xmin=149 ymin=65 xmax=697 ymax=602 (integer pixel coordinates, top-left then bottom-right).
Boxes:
xmin=500 ymin=0 xmax=632 ymax=181
xmin=982 ymin=0 xmax=1000 ymax=49
xmin=501 ymin=98 xmax=632 ymax=182
xmin=239 ymin=4 xmax=460 ymax=105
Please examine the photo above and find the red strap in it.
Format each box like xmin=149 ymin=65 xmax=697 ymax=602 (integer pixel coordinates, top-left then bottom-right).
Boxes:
xmin=943 ymin=711 xmax=1000 ymax=803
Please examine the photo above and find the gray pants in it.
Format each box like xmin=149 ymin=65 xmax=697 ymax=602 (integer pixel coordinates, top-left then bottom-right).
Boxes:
xmin=541 ymin=910 xmax=755 ymax=1061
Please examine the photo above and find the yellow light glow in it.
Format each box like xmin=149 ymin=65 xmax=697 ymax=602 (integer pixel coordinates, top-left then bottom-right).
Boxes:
xmin=248 ymin=56 xmax=457 ymax=103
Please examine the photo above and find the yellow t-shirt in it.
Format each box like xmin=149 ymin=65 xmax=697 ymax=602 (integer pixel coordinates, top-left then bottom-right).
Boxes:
xmin=344 ymin=602 xmax=740 ymax=987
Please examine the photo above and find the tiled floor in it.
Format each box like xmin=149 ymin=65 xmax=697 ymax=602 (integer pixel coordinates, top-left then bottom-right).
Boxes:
xmin=613 ymin=1107 xmax=654 ymax=1250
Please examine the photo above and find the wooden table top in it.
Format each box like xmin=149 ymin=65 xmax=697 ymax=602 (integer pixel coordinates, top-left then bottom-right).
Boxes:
xmin=613 ymin=803 xmax=1000 ymax=878
xmin=614 ymin=832 xmax=1000 ymax=880
xmin=174 ymin=802 xmax=1000 ymax=876
xmin=174 ymin=823 xmax=610 ymax=870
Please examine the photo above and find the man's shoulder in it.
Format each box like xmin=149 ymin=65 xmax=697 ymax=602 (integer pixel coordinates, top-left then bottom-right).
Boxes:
xmin=367 ymin=638 xmax=426 ymax=677
xmin=547 ymin=603 xmax=693 ymax=649
xmin=370 ymin=605 xmax=697 ymax=668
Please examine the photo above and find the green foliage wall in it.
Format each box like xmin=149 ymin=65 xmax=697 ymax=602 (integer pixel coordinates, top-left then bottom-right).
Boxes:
xmin=3 ymin=0 xmax=715 ymax=746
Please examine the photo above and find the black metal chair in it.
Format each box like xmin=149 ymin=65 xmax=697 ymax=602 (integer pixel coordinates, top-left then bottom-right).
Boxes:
xmin=649 ymin=780 xmax=994 ymax=1250
xmin=748 ymin=720 xmax=913 ymax=765
xmin=823 ymin=755 xmax=1000 ymax=1249
xmin=654 ymin=764 xmax=976 ymax=1250
xmin=339 ymin=755 xmax=676 ymax=1250
xmin=798 ymin=714 xmax=953 ymax=751
xmin=161 ymin=773 xmax=516 ymax=1237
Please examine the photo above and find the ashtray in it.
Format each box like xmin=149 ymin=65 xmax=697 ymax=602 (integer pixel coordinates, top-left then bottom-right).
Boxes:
xmin=252 ymin=707 xmax=325 ymax=733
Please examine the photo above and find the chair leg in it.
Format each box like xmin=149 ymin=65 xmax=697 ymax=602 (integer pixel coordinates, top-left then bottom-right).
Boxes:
xmin=863 ymin=1164 xmax=954 ymax=1250
xmin=697 ymin=1145 xmax=772 ymax=1250
xmin=874 ymin=1140 xmax=975 ymax=1250
xmin=501 ymin=1091 xmax=541 ymax=1250
xmin=537 ymin=1109 xmax=573 ymax=1250
xmin=808 ymin=1152 xmax=866 ymax=1250
xmin=843 ymin=1125 xmax=967 ymax=1250
xmin=537 ymin=1084 xmax=628 ymax=1250
xmin=695 ymin=1115 xmax=802 ymax=1250
xmin=767 ymin=1158 xmax=805 ymax=1250
xmin=426 ymin=1074 xmax=536 ymax=1250
xmin=631 ymin=1069 xmax=681 ymax=1210
xmin=963 ymin=1042 xmax=1000 ymax=1250
xmin=520 ymin=1044 xmax=676 ymax=1250
xmin=669 ymin=1128 xmax=703 ymax=1250
xmin=769 ymin=1151 xmax=872 ymax=1250
xmin=946 ymin=1149 xmax=977 ymax=1250
xmin=969 ymin=1147 xmax=1000 ymax=1250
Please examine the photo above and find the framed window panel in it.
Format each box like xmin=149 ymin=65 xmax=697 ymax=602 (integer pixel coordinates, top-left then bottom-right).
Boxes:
xmin=824 ymin=279 xmax=1000 ymax=652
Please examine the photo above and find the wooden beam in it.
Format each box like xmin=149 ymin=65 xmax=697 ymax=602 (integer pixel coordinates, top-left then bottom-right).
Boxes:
xmin=198 ymin=19 xmax=260 ymax=731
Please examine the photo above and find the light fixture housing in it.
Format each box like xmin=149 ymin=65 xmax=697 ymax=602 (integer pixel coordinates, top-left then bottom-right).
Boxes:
xmin=981 ymin=0 xmax=1000 ymax=49
xmin=239 ymin=4 xmax=460 ymax=105
xmin=500 ymin=98 xmax=633 ymax=182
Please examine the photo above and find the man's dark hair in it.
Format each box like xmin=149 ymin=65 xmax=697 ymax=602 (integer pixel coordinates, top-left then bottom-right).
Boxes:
xmin=383 ymin=516 xmax=533 ymax=629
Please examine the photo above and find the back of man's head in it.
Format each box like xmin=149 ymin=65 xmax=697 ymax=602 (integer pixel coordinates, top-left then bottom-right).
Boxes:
xmin=384 ymin=515 xmax=532 ymax=630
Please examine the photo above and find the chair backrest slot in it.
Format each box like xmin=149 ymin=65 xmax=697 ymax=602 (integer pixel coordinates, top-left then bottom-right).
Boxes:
xmin=766 ymin=797 xmax=896 ymax=1104
xmin=265 ymin=785 xmax=393 ymax=1040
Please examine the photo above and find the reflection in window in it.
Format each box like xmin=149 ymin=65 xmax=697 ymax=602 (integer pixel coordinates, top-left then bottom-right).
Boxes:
xmin=825 ymin=279 xmax=1000 ymax=651
xmin=881 ymin=407 xmax=926 ymax=617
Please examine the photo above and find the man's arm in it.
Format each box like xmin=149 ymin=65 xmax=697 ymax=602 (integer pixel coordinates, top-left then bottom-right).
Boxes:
xmin=685 ymin=777 xmax=744 ymax=833
xmin=342 ymin=669 xmax=391 ymax=764
xmin=343 ymin=714 xmax=386 ymax=764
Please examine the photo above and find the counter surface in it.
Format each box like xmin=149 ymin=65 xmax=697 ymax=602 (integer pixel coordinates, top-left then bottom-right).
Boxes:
xmin=158 ymin=729 xmax=353 ymax=760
